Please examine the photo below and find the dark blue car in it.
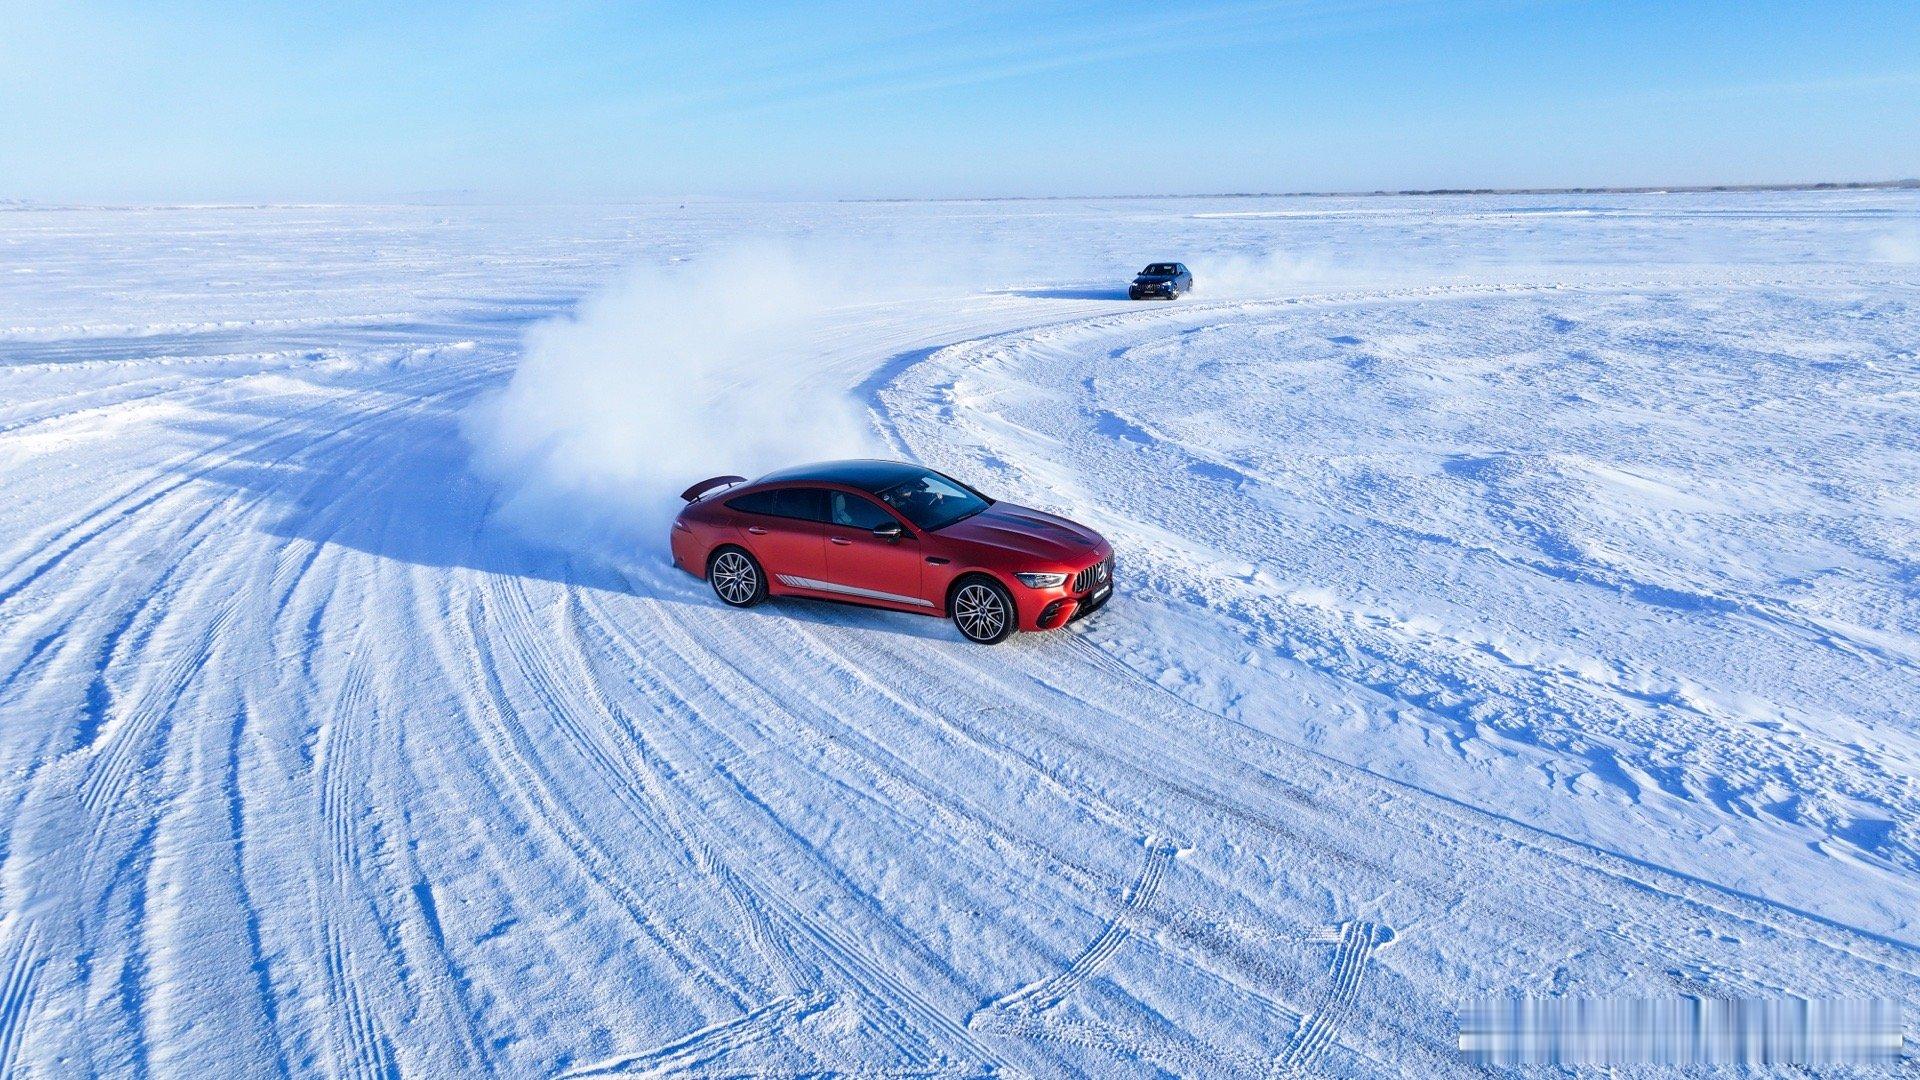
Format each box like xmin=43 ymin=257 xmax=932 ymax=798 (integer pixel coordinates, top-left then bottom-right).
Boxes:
xmin=1129 ymin=262 xmax=1192 ymax=300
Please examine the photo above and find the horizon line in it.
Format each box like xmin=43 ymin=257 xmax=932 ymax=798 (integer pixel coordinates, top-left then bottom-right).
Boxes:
xmin=3 ymin=178 xmax=1916 ymax=212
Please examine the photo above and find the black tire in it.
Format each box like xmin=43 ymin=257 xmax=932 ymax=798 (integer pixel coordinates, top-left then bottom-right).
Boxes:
xmin=949 ymin=575 xmax=1016 ymax=644
xmin=707 ymin=546 xmax=768 ymax=607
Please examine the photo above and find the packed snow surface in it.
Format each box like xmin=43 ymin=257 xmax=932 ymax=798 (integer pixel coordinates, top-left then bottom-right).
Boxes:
xmin=1 ymin=192 xmax=1918 ymax=1076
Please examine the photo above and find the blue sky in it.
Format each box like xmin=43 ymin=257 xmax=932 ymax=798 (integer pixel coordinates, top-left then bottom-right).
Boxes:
xmin=2 ymin=0 xmax=1916 ymax=201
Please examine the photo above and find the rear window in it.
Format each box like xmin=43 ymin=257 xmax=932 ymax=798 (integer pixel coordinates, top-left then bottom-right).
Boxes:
xmin=726 ymin=490 xmax=775 ymax=515
xmin=773 ymin=488 xmax=829 ymax=522
xmin=728 ymin=486 xmax=830 ymax=522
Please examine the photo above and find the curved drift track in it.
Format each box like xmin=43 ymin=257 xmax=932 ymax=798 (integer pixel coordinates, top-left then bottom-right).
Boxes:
xmin=2 ymin=199 xmax=1919 ymax=1077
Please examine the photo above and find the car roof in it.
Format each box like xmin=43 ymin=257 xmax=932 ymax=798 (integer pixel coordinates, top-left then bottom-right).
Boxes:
xmin=751 ymin=458 xmax=935 ymax=492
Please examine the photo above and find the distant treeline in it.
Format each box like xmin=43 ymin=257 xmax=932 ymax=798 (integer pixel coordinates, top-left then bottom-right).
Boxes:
xmin=852 ymin=179 xmax=1920 ymax=203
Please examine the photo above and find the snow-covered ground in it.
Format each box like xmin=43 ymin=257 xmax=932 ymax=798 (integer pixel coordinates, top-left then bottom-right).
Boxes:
xmin=1 ymin=192 xmax=1917 ymax=1076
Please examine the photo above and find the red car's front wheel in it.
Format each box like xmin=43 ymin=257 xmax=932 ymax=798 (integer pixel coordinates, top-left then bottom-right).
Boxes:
xmin=951 ymin=577 xmax=1015 ymax=644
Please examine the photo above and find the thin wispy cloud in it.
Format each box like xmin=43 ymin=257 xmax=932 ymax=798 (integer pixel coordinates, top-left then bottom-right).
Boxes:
xmin=1702 ymin=68 xmax=1920 ymax=100
xmin=626 ymin=0 xmax=1477 ymax=122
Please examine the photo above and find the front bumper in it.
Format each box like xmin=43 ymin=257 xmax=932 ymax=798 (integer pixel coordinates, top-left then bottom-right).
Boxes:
xmin=1019 ymin=556 xmax=1115 ymax=631
xmin=1130 ymin=285 xmax=1172 ymax=299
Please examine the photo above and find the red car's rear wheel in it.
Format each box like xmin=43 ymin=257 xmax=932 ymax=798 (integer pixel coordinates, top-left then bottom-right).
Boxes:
xmin=709 ymin=547 xmax=767 ymax=607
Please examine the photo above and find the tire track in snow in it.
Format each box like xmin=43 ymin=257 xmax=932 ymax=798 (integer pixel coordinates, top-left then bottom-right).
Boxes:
xmin=0 ymin=922 xmax=44 ymax=1079
xmin=117 ymin=384 xmax=469 ymax=1077
xmin=320 ymin=919 xmax=397 ymax=1080
xmin=77 ymin=597 xmax=243 ymax=818
xmin=978 ymin=841 xmax=1177 ymax=1021
xmin=150 ymin=367 xmax=505 ymax=1073
xmin=0 ymin=353 xmax=494 ymax=782
xmin=967 ymin=841 xmax=1235 ymax=1077
xmin=561 ymin=992 xmax=832 ymax=1079
xmin=873 ymin=658 xmax=1394 ymax=1075
xmin=0 ymin=461 xmax=237 ymax=731
xmin=420 ymin=570 xmax=849 ymax=1069
xmin=360 ymin=579 xmax=499 ymax=1075
xmin=1274 ymin=921 xmax=1389 ymax=1075
xmin=614 ymin=607 xmax=1205 ymax=1068
xmin=716 ymin=605 xmax=1177 ymax=849
xmin=311 ymin=649 xmax=401 ymax=1080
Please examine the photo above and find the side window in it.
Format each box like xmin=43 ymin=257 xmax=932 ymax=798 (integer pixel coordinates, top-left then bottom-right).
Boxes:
xmin=726 ymin=490 xmax=776 ymax=516
xmin=830 ymin=491 xmax=896 ymax=530
xmin=771 ymin=487 xmax=831 ymax=523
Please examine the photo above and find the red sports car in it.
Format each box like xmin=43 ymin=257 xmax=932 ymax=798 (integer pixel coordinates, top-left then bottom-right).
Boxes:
xmin=671 ymin=460 xmax=1114 ymax=643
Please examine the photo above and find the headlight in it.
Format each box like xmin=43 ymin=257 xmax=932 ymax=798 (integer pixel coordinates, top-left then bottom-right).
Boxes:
xmin=1015 ymin=572 xmax=1068 ymax=588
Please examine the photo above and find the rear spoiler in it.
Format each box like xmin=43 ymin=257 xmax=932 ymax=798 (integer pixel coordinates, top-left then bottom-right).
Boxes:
xmin=680 ymin=474 xmax=747 ymax=503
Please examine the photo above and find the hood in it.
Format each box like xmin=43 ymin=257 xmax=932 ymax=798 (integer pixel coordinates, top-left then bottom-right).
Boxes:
xmin=1134 ymin=274 xmax=1175 ymax=283
xmin=937 ymin=501 xmax=1108 ymax=563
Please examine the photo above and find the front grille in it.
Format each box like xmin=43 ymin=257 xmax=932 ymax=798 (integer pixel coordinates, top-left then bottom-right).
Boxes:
xmin=1073 ymin=557 xmax=1112 ymax=595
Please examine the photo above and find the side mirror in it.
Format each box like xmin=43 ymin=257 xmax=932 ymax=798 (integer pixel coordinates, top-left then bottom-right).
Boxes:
xmin=872 ymin=521 xmax=905 ymax=541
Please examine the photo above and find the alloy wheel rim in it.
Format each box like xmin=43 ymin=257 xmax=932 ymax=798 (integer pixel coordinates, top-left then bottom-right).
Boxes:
xmin=713 ymin=552 xmax=757 ymax=604
xmin=954 ymin=584 xmax=1006 ymax=640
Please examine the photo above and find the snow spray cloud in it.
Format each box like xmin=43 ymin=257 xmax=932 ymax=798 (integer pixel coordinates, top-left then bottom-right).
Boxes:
xmin=463 ymin=243 xmax=880 ymax=557
xmin=1188 ymin=249 xmax=1337 ymax=297
xmin=1871 ymin=227 xmax=1919 ymax=264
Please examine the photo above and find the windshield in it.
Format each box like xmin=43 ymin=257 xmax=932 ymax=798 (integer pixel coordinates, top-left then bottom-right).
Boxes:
xmin=875 ymin=471 xmax=990 ymax=531
xmin=1141 ymin=264 xmax=1177 ymax=275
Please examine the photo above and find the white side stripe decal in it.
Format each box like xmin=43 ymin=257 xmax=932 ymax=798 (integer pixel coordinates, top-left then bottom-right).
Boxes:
xmin=776 ymin=575 xmax=935 ymax=608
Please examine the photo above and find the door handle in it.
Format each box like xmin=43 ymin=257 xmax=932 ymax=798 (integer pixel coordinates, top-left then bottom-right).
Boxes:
xmin=925 ymin=556 xmax=950 ymax=565
xmin=746 ymin=526 xmax=767 ymax=535
xmin=829 ymin=536 xmax=852 ymax=545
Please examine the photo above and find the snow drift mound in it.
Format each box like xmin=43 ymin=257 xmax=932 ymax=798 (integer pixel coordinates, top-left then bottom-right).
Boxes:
xmin=463 ymin=244 xmax=879 ymax=557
